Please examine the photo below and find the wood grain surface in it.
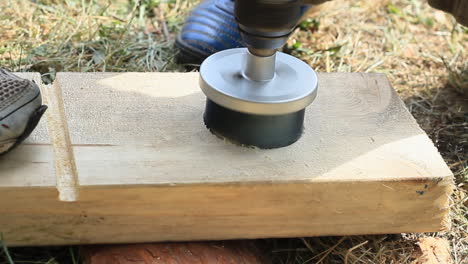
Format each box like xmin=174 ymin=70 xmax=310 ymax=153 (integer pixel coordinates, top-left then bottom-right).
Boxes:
xmin=0 ymin=72 xmax=453 ymax=246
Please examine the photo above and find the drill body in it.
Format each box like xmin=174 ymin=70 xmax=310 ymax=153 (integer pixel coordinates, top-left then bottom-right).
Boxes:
xmin=235 ymin=0 xmax=325 ymax=55
xmin=235 ymin=0 xmax=305 ymax=55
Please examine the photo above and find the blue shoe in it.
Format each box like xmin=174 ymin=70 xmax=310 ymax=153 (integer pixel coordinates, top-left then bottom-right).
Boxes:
xmin=176 ymin=0 xmax=243 ymax=65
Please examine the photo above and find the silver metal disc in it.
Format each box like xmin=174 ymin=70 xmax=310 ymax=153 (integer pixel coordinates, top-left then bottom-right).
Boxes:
xmin=199 ymin=48 xmax=318 ymax=115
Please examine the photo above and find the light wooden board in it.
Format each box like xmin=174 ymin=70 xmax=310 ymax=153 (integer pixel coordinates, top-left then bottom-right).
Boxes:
xmin=0 ymin=72 xmax=453 ymax=246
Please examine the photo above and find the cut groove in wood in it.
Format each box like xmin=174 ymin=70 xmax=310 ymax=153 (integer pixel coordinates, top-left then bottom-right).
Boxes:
xmin=0 ymin=72 xmax=453 ymax=246
xmin=43 ymin=82 xmax=79 ymax=201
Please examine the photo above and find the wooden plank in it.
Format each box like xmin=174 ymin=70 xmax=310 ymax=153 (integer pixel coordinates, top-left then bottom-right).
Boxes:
xmin=0 ymin=72 xmax=453 ymax=246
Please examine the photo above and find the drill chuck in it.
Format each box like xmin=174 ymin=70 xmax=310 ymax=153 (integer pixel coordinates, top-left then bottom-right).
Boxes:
xmin=235 ymin=0 xmax=304 ymax=50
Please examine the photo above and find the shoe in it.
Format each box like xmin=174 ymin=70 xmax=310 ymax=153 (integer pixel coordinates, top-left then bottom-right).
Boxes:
xmin=0 ymin=69 xmax=47 ymax=155
xmin=176 ymin=0 xmax=243 ymax=65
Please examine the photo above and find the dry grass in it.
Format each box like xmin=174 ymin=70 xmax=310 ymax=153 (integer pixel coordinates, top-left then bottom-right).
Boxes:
xmin=0 ymin=0 xmax=466 ymax=263
xmin=0 ymin=0 xmax=197 ymax=83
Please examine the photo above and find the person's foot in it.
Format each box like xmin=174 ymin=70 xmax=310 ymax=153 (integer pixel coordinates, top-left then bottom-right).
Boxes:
xmin=0 ymin=69 xmax=47 ymax=155
xmin=176 ymin=0 xmax=243 ymax=65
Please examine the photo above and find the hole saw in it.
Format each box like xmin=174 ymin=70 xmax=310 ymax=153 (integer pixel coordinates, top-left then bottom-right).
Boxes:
xmin=199 ymin=0 xmax=320 ymax=149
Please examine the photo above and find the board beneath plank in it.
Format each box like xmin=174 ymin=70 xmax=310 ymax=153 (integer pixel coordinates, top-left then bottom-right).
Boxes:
xmin=0 ymin=72 xmax=453 ymax=246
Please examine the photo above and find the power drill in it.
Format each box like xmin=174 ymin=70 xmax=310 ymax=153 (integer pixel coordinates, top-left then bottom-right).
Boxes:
xmin=200 ymin=0 xmax=319 ymax=149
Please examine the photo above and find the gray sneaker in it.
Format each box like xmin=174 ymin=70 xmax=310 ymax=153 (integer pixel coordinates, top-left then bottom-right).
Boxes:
xmin=0 ymin=69 xmax=47 ymax=155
